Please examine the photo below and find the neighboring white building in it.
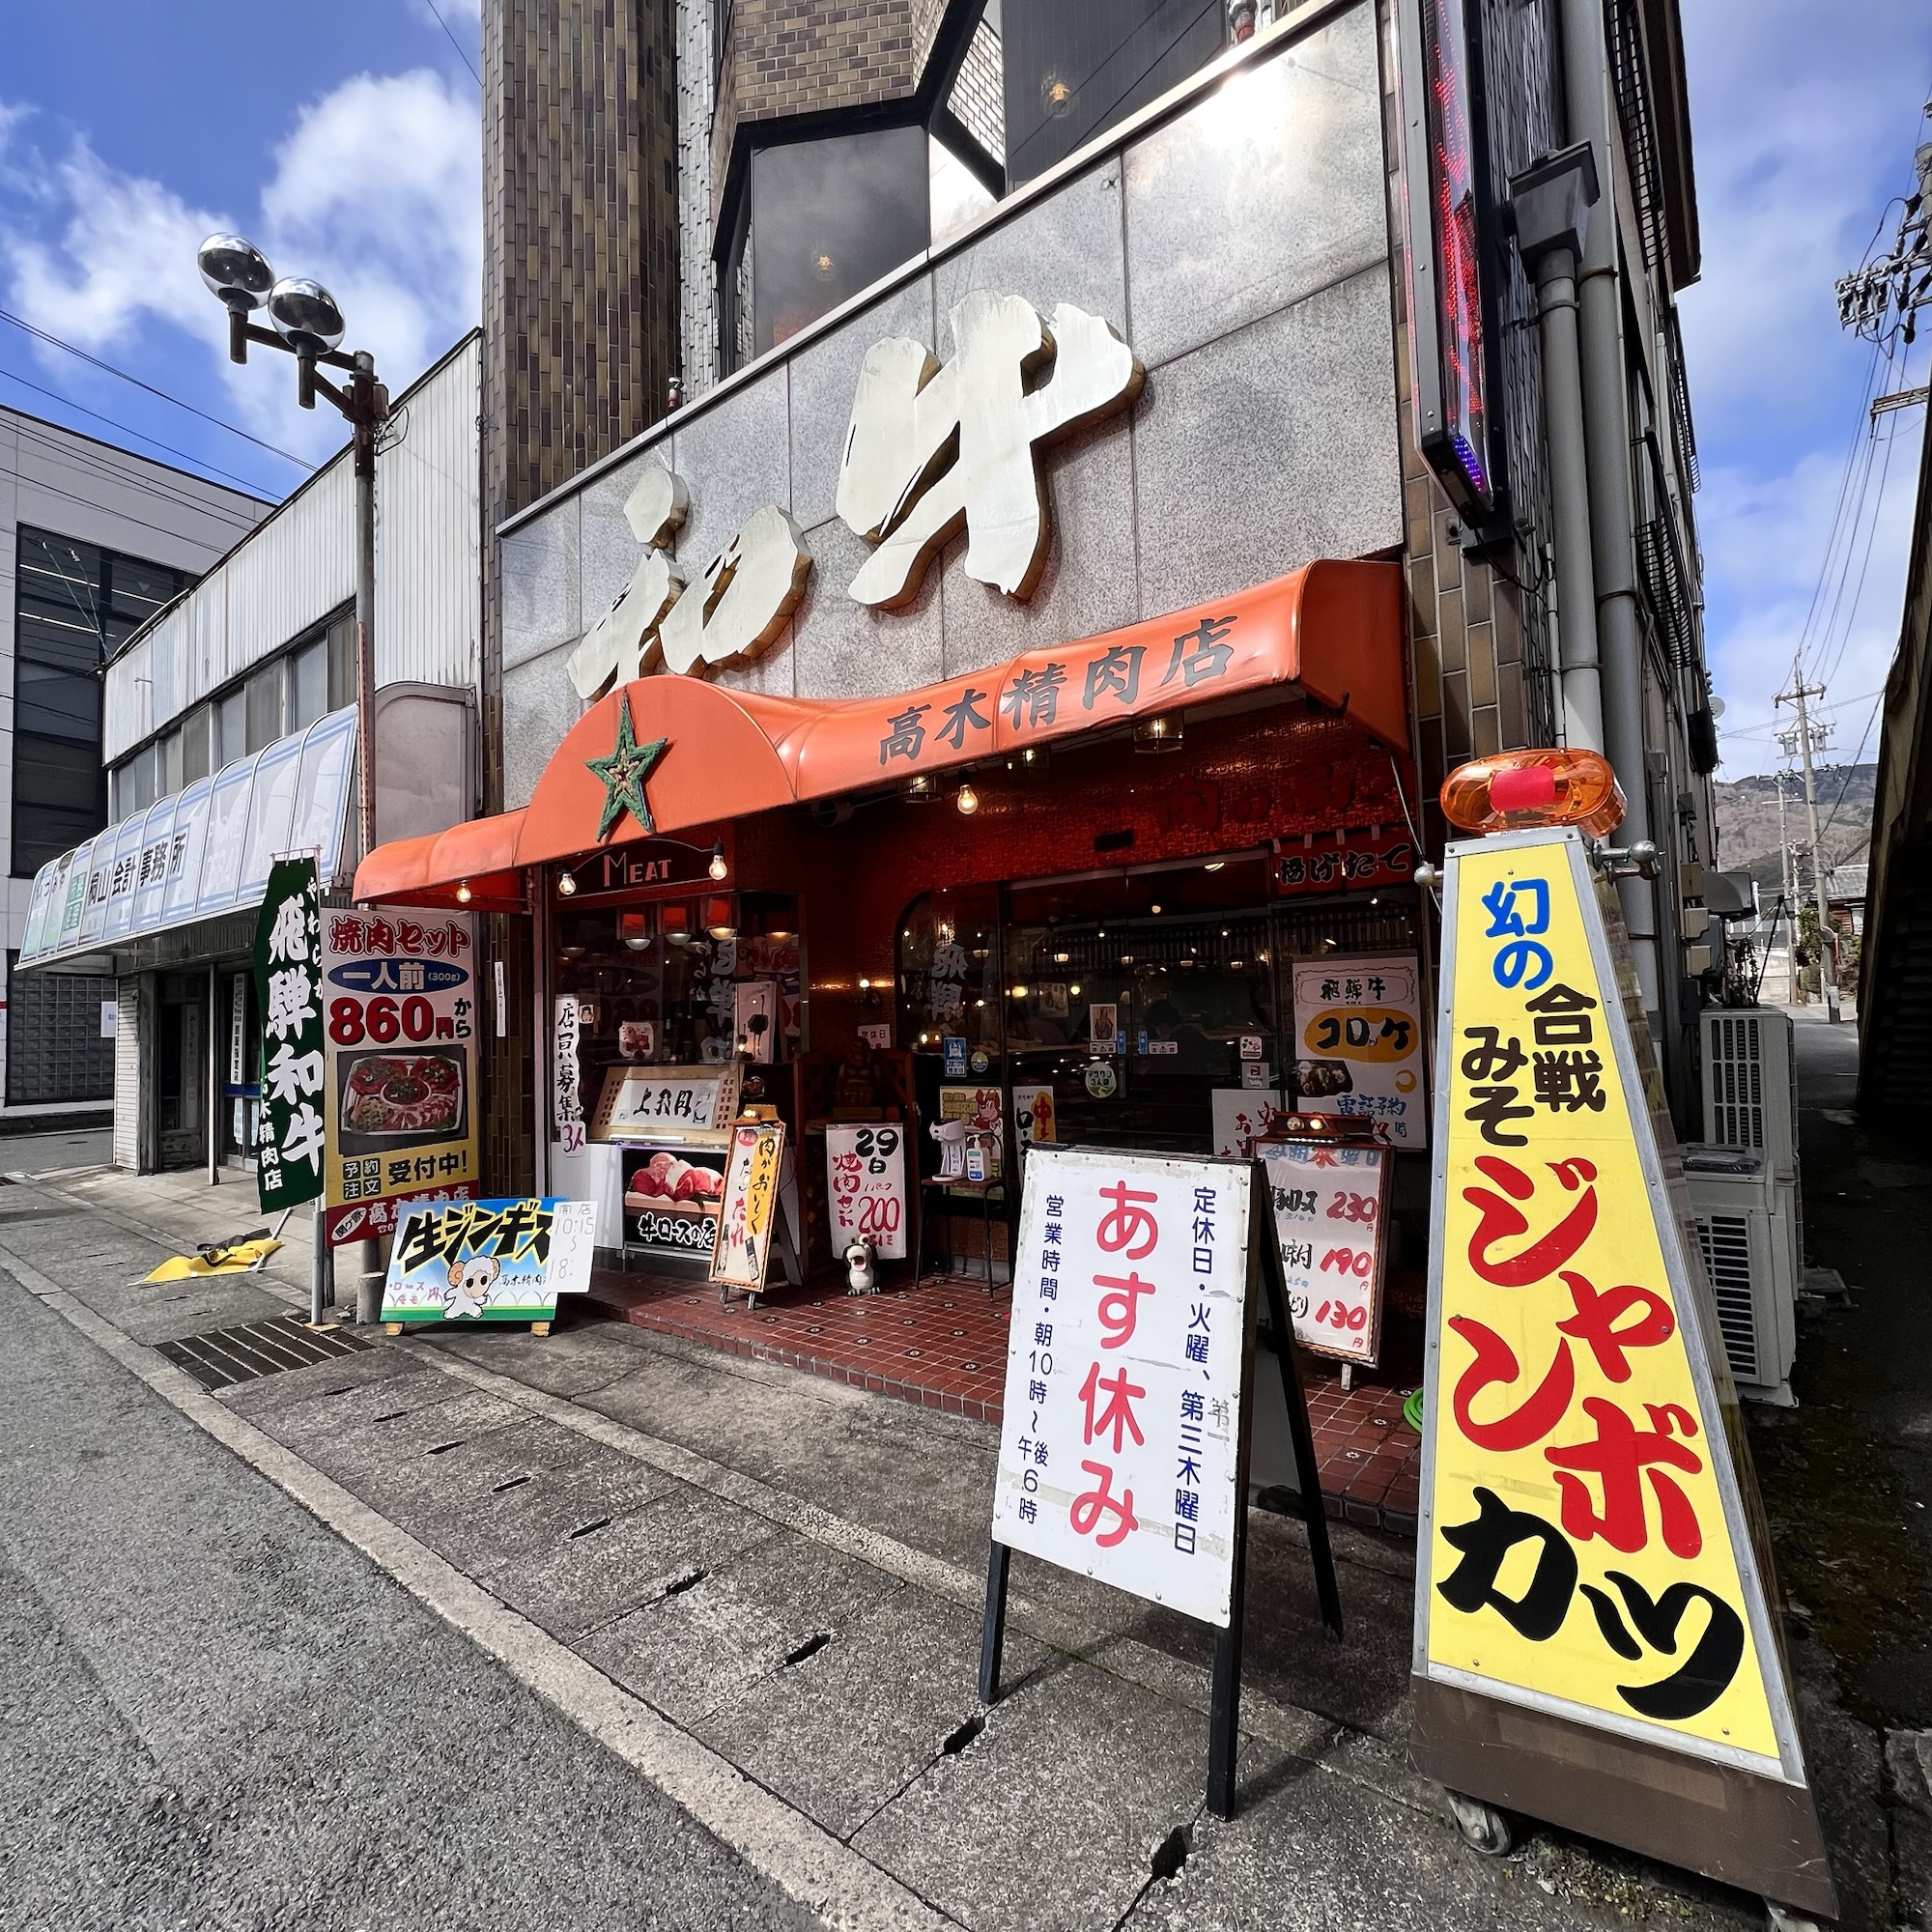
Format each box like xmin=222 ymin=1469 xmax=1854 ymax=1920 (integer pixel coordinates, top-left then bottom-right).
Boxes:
xmin=16 ymin=330 xmax=483 ymax=1174
xmin=0 ymin=404 xmax=270 ymax=1127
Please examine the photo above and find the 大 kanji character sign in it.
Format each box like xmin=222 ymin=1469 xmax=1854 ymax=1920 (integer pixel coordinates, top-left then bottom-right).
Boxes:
xmin=989 ymin=1147 xmax=1251 ymax=1626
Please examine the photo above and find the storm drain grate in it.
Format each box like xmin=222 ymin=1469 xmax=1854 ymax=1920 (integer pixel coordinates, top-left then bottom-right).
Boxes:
xmin=156 ymin=1315 xmax=371 ymax=1393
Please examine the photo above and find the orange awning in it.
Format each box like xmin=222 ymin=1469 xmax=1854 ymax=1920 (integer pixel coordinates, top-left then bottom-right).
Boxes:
xmin=356 ymin=559 xmax=1404 ymax=903
xmin=355 ymin=810 xmax=528 ymax=911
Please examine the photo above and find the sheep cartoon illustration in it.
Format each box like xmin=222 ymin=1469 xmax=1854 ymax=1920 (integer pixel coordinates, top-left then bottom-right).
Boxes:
xmin=441 ymin=1253 xmax=500 ymax=1320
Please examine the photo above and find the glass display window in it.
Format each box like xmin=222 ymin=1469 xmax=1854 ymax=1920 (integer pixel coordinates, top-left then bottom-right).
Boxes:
xmin=552 ymin=890 xmax=802 ymax=1111
xmin=894 ymin=856 xmax=1423 ymax=1158
xmin=896 ymin=884 xmax=1002 ymax=1051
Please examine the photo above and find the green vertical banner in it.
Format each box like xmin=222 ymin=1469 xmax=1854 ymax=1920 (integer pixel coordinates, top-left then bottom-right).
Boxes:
xmin=254 ymin=857 xmax=325 ymax=1212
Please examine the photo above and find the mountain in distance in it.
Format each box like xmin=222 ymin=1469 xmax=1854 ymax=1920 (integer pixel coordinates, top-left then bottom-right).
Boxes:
xmin=1712 ymin=764 xmax=1874 ymax=898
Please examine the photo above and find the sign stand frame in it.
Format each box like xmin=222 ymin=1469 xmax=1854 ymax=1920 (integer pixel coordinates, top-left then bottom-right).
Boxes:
xmin=978 ymin=1154 xmax=1343 ymax=1820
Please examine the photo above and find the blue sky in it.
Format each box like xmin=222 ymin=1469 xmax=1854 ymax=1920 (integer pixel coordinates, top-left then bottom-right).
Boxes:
xmin=1 ymin=1 xmax=1928 ymax=784
xmin=1678 ymin=0 xmax=1932 ymax=778
xmin=0 ymin=0 xmax=482 ymax=497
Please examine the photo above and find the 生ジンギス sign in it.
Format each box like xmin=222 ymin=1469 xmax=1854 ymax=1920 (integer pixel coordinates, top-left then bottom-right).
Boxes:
xmin=1412 ymin=825 xmax=1835 ymax=1919
xmin=382 ymin=1196 xmax=596 ymax=1327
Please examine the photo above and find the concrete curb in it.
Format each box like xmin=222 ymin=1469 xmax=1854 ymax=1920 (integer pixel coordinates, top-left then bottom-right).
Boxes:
xmin=0 ymin=1234 xmax=962 ymax=1932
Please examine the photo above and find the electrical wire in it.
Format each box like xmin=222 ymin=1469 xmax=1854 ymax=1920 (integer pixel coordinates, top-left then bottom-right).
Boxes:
xmin=0 ymin=305 xmax=315 ymax=471
xmin=1791 ymin=334 xmax=1887 ymax=683
xmin=1816 ymin=334 xmax=1918 ymax=691
xmin=0 ymin=362 xmax=280 ymax=499
xmin=418 ymin=0 xmax=482 ymax=87
xmin=1816 ymin=691 xmax=1884 ymax=847
xmin=0 ymin=466 xmax=270 ymax=553
xmin=5 ymin=413 xmax=272 ymax=530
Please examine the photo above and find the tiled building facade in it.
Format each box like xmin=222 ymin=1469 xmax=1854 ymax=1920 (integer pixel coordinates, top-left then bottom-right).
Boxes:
xmin=476 ymin=0 xmax=1718 ymax=1187
xmin=482 ymin=0 xmax=684 ymax=1187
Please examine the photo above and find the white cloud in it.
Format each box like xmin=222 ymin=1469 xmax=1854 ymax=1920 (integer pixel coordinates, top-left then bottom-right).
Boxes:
xmin=1702 ymin=423 xmax=1923 ymax=773
xmin=1676 ymin=0 xmax=1932 ymax=774
xmin=0 ymin=68 xmax=479 ymax=467
xmin=259 ymin=69 xmax=481 ymax=387
xmin=3 ymin=134 xmax=230 ymax=355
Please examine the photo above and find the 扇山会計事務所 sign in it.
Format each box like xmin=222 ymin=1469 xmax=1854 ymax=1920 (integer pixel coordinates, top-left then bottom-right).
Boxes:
xmin=980 ymin=1145 xmax=1342 ymax=1819
xmin=1412 ymin=824 xmax=1835 ymax=1920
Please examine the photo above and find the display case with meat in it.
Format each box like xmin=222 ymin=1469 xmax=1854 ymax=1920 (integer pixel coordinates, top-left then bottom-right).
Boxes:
xmin=622 ymin=1148 xmax=726 ymax=1216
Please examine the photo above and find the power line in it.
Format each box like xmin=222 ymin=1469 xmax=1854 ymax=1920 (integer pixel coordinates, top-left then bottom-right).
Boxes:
xmin=0 ymin=305 xmax=315 ymax=472
xmin=0 ymin=465 xmax=270 ymax=553
xmin=419 ymin=0 xmax=482 ymax=86
xmin=1818 ymin=333 xmax=1918 ymax=690
xmin=5 ymin=414 xmax=269 ymax=532
xmin=1818 ymin=692 xmax=1884 ymax=846
xmin=0 ymin=362 xmax=282 ymax=499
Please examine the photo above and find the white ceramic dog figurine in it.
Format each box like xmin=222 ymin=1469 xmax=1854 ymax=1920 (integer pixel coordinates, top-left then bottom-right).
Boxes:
xmin=843 ymin=1238 xmax=878 ymax=1295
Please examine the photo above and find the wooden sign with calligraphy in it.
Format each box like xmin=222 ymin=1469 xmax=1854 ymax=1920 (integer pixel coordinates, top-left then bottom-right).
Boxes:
xmin=1413 ymin=826 xmax=1834 ymax=1921
xmin=978 ymin=1145 xmax=1341 ymax=1819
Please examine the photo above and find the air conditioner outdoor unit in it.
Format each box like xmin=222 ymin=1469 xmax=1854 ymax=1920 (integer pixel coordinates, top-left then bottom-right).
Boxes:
xmin=1700 ymin=1005 xmax=1802 ymax=1264
xmin=1701 ymin=1006 xmax=1799 ymax=1171
xmin=1683 ymin=1147 xmax=1798 ymax=1406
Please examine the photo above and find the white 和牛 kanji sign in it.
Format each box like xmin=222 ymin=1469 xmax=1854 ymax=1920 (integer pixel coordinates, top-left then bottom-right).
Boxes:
xmin=990 ymin=1147 xmax=1253 ymax=1627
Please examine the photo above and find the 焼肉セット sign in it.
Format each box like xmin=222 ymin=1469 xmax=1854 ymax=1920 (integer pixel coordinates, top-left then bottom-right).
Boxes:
xmin=321 ymin=911 xmax=479 ymax=1247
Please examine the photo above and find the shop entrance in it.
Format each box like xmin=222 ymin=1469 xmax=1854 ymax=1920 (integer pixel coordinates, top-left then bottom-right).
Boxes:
xmin=217 ymin=966 xmax=261 ymax=1168
xmin=156 ymin=973 xmax=209 ymax=1171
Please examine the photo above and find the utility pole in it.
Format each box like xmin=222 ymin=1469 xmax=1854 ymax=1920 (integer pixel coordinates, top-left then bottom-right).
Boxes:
xmin=1777 ymin=675 xmax=1839 ymax=1023
xmin=1774 ymin=769 xmax=1795 ymax=1003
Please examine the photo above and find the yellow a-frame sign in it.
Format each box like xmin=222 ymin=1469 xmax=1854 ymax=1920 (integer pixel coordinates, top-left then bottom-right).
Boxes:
xmin=1412 ymin=826 xmax=1834 ymax=1922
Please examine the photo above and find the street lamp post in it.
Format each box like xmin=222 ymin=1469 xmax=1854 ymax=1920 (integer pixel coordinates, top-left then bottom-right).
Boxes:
xmin=196 ymin=236 xmax=387 ymax=866
xmin=199 ymin=236 xmax=389 ymax=1322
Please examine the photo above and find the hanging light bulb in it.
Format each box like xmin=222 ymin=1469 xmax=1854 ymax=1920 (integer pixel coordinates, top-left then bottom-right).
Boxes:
xmin=709 ymin=842 xmax=728 ymax=881
xmin=556 ymin=871 xmax=578 ymax=896
xmin=455 ymin=881 xmax=472 ymax=904
xmin=956 ymin=781 xmax=980 ymax=815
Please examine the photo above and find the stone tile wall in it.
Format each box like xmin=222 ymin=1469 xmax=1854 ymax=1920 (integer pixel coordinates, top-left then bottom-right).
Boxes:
xmin=499 ymin=6 xmax=1404 ymax=810
xmin=483 ymin=0 xmax=683 ymax=1189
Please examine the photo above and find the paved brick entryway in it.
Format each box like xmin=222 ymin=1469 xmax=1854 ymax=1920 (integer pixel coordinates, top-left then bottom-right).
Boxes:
xmin=585 ymin=1265 xmax=1423 ymax=1534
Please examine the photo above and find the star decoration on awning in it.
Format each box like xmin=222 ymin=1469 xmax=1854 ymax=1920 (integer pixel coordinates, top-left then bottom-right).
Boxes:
xmin=586 ymin=700 xmax=668 ymax=842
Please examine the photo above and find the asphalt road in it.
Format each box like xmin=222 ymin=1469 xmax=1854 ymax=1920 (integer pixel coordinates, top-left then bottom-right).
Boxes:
xmin=0 ymin=1258 xmax=815 ymax=1932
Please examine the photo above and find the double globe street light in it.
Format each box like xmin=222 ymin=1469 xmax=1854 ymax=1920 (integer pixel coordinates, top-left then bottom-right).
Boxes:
xmin=199 ymin=236 xmax=392 ymax=1325
xmin=197 ymin=236 xmax=387 ymax=865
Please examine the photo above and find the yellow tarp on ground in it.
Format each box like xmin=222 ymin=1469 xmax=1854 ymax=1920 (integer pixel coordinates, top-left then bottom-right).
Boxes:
xmin=144 ymin=1238 xmax=283 ymax=1283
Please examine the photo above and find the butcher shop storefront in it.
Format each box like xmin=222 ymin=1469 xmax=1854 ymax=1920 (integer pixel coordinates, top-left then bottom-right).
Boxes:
xmin=355 ymin=2 xmax=1441 ymax=1328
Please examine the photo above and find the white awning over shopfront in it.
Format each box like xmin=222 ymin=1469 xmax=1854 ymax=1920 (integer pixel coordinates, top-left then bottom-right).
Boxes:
xmin=17 ymin=706 xmax=357 ymax=972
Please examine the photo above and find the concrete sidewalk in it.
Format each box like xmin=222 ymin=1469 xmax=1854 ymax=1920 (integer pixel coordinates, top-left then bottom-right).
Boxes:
xmin=0 ymin=1152 xmax=1858 ymax=1930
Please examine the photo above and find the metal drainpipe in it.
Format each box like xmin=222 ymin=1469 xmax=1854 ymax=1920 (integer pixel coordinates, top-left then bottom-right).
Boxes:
xmin=1559 ymin=0 xmax=1664 ymax=1041
xmin=1528 ymin=242 xmax=1605 ymax=754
